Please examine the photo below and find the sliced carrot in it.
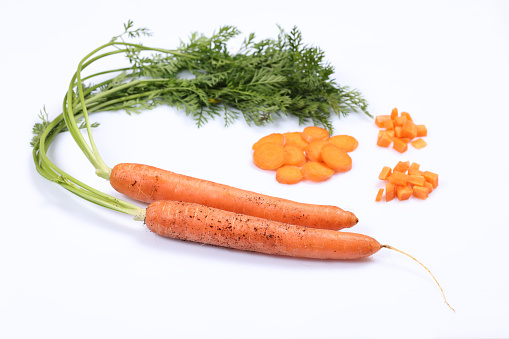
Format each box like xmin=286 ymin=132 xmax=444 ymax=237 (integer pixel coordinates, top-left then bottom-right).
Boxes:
xmin=390 ymin=108 xmax=398 ymax=119
xmin=409 ymin=175 xmax=426 ymax=186
xmin=411 ymin=138 xmax=427 ymax=149
xmin=283 ymin=145 xmax=307 ymax=167
xmin=375 ymin=115 xmax=391 ymax=128
xmin=400 ymin=120 xmax=417 ymax=139
xmin=389 ymin=171 xmax=409 ymax=186
xmin=283 ymin=132 xmax=308 ymax=150
xmin=377 ymin=132 xmax=393 ymax=147
xmin=416 ymin=125 xmax=427 ymax=137
xmin=392 ymin=138 xmax=408 ymax=153
xmin=252 ymin=133 xmax=286 ymax=150
xmin=423 ymin=171 xmax=439 ymax=188
xmin=253 ymin=143 xmax=286 ymax=170
xmin=385 ymin=182 xmax=396 ymax=202
xmin=321 ymin=144 xmax=353 ymax=173
xmin=394 ymin=161 xmax=410 ymax=173
xmin=276 ymin=165 xmax=304 ymax=185
xmin=413 ymin=186 xmax=429 ymax=200
xmin=400 ymin=112 xmax=413 ymax=121
xmin=301 ymin=126 xmax=329 ymax=143
xmin=375 ymin=188 xmax=384 ymax=202
xmin=396 ymin=185 xmax=413 ymax=201
xmin=301 ymin=161 xmax=334 ymax=182
xmin=378 ymin=166 xmax=392 ymax=180
xmin=305 ymin=139 xmax=329 ymax=162
xmin=328 ymin=135 xmax=358 ymax=152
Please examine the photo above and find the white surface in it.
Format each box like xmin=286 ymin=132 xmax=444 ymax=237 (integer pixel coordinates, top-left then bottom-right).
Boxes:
xmin=2 ymin=1 xmax=509 ymax=338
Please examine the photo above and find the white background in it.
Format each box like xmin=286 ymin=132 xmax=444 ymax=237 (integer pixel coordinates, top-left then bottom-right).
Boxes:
xmin=1 ymin=1 xmax=509 ymax=338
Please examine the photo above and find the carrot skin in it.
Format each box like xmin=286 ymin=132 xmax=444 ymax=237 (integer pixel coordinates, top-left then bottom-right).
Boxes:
xmin=145 ymin=201 xmax=380 ymax=260
xmin=111 ymin=163 xmax=358 ymax=230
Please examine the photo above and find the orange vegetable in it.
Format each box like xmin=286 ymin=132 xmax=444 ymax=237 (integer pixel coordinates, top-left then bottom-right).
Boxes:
xmin=389 ymin=171 xmax=409 ymax=186
xmin=328 ymin=135 xmax=358 ymax=152
xmin=378 ymin=166 xmax=392 ymax=180
xmin=375 ymin=115 xmax=392 ymax=128
xmin=401 ymin=112 xmax=413 ymax=121
xmin=392 ymin=138 xmax=408 ymax=153
xmin=383 ymin=119 xmax=394 ymax=130
xmin=409 ymin=174 xmax=426 ymax=187
xmin=385 ymin=183 xmax=396 ymax=202
xmin=400 ymin=120 xmax=417 ymax=139
xmin=283 ymin=132 xmax=308 ymax=150
xmin=396 ymin=185 xmax=413 ymax=201
xmin=375 ymin=188 xmax=384 ymax=202
xmin=283 ymin=145 xmax=307 ymax=167
xmin=301 ymin=126 xmax=329 ymax=143
xmin=301 ymin=161 xmax=334 ymax=182
xmin=416 ymin=125 xmax=427 ymax=137
xmin=411 ymin=138 xmax=427 ymax=149
xmin=252 ymin=133 xmax=286 ymax=150
xmin=413 ymin=186 xmax=429 ymax=200
xmin=375 ymin=109 xmax=428 ymax=153
xmin=276 ymin=165 xmax=304 ymax=185
xmin=305 ymin=139 xmax=329 ymax=162
xmin=423 ymin=171 xmax=439 ymax=188
xmin=390 ymin=107 xmax=398 ymax=119
xmin=110 ymin=163 xmax=358 ymax=230
xmin=394 ymin=161 xmax=410 ymax=173
xmin=409 ymin=162 xmax=420 ymax=171
xmin=377 ymin=132 xmax=393 ymax=147
xmin=253 ymin=143 xmax=286 ymax=170
xmin=321 ymin=144 xmax=353 ymax=173
xmin=424 ymin=181 xmax=434 ymax=193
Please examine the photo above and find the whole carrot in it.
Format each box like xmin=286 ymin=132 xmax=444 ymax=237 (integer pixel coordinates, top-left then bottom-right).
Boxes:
xmin=110 ymin=163 xmax=359 ymax=230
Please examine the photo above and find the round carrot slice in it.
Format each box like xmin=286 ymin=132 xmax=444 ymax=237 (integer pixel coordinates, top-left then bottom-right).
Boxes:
xmin=301 ymin=126 xmax=329 ymax=143
xmin=276 ymin=165 xmax=304 ymax=185
xmin=328 ymin=135 xmax=358 ymax=152
xmin=253 ymin=143 xmax=286 ymax=170
xmin=284 ymin=145 xmax=307 ymax=167
xmin=301 ymin=161 xmax=334 ymax=182
xmin=252 ymin=133 xmax=286 ymax=150
xmin=321 ymin=144 xmax=352 ymax=172
xmin=305 ymin=140 xmax=329 ymax=162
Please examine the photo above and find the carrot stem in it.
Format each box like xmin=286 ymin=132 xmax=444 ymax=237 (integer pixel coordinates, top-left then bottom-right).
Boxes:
xmin=381 ymin=245 xmax=455 ymax=312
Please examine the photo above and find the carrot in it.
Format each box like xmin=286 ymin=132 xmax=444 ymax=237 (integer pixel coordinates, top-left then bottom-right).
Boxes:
xmin=411 ymin=138 xmax=427 ymax=149
xmin=378 ymin=166 xmax=392 ymax=180
xmin=394 ymin=161 xmax=410 ymax=173
xmin=390 ymin=107 xmax=398 ymax=119
xmin=423 ymin=171 xmax=439 ymax=188
xmin=392 ymin=138 xmax=408 ymax=153
xmin=328 ymin=135 xmax=358 ymax=152
xmin=252 ymin=133 xmax=286 ymax=150
xmin=283 ymin=145 xmax=307 ymax=167
xmin=375 ymin=109 xmax=428 ymax=153
xmin=301 ymin=126 xmax=329 ymax=143
xmin=377 ymin=131 xmax=393 ymax=147
xmin=401 ymin=112 xmax=413 ymax=121
xmin=283 ymin=132 xmax=308 ymax=150
xmin=375 ymin=188 xmax=384 ymax=202
xmin=385 ymin=182 xmax=396 ymax=202
xmin=305 ymin=139 xmax=329 ymax=162
xmin=400 ymin=120 xmax=417 ymax=139
xmin=383 ymin=119 xmax=394 ymax=130
xmin=321 ymin=144 xmax=352 ymax=173
xmin=276 ymin=165 xmax=304 ymax=185
xmin=409 ymin=174 xmax=426 ymax=187
xmin=389 ymin=171 xmax=409 ymax=186
xmin=301 ymin=161 xmax=334 ymax=182
xmin=416 ymin=125 xmax=427 ymax=137
xmin=374 ymin=115 xmax=391 ymax=128
xmin=253 ymin=143 xmax=286 ymax=170
xmin=396 ymin=185 xmax=413 ymax=201
xmin=413 ymin=186 xmax=430 ymax=200
xmin=110 ymin=163 xmax=358 ymax=230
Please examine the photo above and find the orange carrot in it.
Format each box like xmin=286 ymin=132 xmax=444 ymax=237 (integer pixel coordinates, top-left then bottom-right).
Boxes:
xmin=301 ymin=161 xmax=334 ymax=182
xmin=409 ymin=162 xmax=420 ymax=171
xmin=401 ymin=112 xmax=413 ymax=121
xmin=396 ymin=185 xmax=413 ymax=201
xmin=413 ymin=186 xmax=429 ymax=200
xmin=253 ymin=143 xmax=286 ymax=170
xmin=375 ymin=115 xmax=391 ymax=128
xmin=409 ymin=174 xmax=426 ymax=187
xmin=375 ymin=188 xmax=384 ymax=202
xmin=383 ymin=119 xmax=394 ymax=130
xmin=321 ymin=144 xmax=352 ymax=173
xmin=283 ymin=145 xmax=307 ymax=167
xmin=390 ymin=107 xmax=398 ymax=119
xmin=110 ymin=163 xmax=358 ymax=230
xmin=400 ymin=120 xmax=417 ymax=139
xmin=392 ymin=138 xmax=408 ymax=153
xmin=411 ymin=138 xmax=427 ymax=149
xmin=276 ymin=165 xmax=304 ymax=185
xmin=378 ymin=166 xmax=392 ymax=180
xmin=385 ymin=182 xmax=396 ymax=202
xmin=252 ymin=133 xmax=286 ymax=150
xmin=283 ymin=132 xmax=308 ymax=150
xmin=301 ymin=126 xmax=329 ymax=143
xmin=328 ymin=135 xmax=358 ymax=152
xmin=416 ymin=125 xmax=427 ymax=137
xmin=423 ymin=171 xmax=439 ymax=188
xmin=389 ymin=171 xmax=409 ymax=186
xmin=394 ymin=161 xmax=410 ymax=173
xmin=394 ymin=116 xmax=407 ymax=127
xmin=377 ymin=131 xmax=393 ymax=147
xmin=305 ymin=139 xmax=329 ymax=162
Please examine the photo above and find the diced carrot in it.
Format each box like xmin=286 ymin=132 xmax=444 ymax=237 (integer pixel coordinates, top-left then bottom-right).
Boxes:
xmin=305 ymin=139 xmax=329 ymax=162
xmin=413 ymin=186 xmax=429 ymax=200
xmin=424 ymin=181 xmax=434 ymax=193
xmin=394 ymin=116 xmax=407 ymax=127
xmin=394 ymin=161 xmax=410 ymax=173
xmin=385 ymin=182 xmax=396 ymax=202
xmin=375 ymin=188 xmax=384 ymax=202
xmin=392 ymin=138 xmax=408 ymax=153
xmin=283 ymin=145 xmax=307 ymax=167
xmin=375 ymin=115 xmax=392 ymax=128
xmin=283 ymin=132 xmax=309 ymax=150
xmin=394 ymin=126 xmax=403 ymax=138
xmin=377 ymin=132 xmax=393 ymax=147
xmin=395 ymin=137 xmax=411 ymax=144
xmin=423 ymin=171 xmax=439 ymax=188
xmin=409 ymin=162 xmax=420 ymax=171
xmin=400 ymin=120 xmax=417 ymax=139
xmin=396 ymin=185 xmax=413 ymax=201
xmin=252 ymin=133 xmax=286 ymax=150
xmin=276 ymin=165 xmax=304 ymax=185
xmin=378 ymin=166 xmax=392 ymax=180
xmin=301 ymin=126 xmax=329 ymax=143
xmin=383 ymin=119 xmax=394 ymax=130
xmin=389 ymin=171 xmax=409 ymax=186
xmin=408 ymin=168 xmax=424 ymax=176
xmin=390 ymin=108 xmax=398 ymax=119
xmin=416 ymin=125 xmax=427 ymax=137
xmin=411 ymin=138 xmax=427 ymax=149
xmin=385 ymin=130 xmax=395 ymax=138
xmin=400 ymin=112 xmax=412 ymax=121
xmin=409 ymin=175 xmax=426 ymax=186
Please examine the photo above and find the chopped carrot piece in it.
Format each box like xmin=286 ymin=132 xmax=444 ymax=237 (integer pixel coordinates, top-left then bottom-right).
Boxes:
xmin=394 ymin=116 xmax=407 ymax=127
xmin=424 ymin=181 xmax=434 ymax=193
xmin=423 ymin=171 xmax=439 ymax=188
xmin=301 ymin=126 xmax=329 ymax=143
xmin=413 ymin=186 xmax=429 ymax=200
xmin=252 ymin=143 xmax=286 ymax=170
xmin=411 ymin=138 xmax=427 ymax=149
xmin=305 ymin=139 xmax=329 ymax=162
xmin=375 ymin=115 xmax=392 ymax=128
xmin=321 ymin=144 xmax=352 ymax=172
xmin=276 ymin=165 xmax=304 ymax=185
xmin=383 ymin=119 xmax=394 ymax=130
xmin=283 ymin=145 xmax=307 ymax=167
xmin=394 ymin=126 xmax=403 ymax=138
xmin=400 ymin=120 xmax=417 ymax=139
xmin=379 ymin=166 xmax=392 ymax=180
xmin=395 ymin=137 xmax=411 ymax=144
xmin=409 ymin=175 xmax=426 ymax=186
xmin=327 ymin=135 xmax=358 ymax=152
xmin=252 ymin=133 xmax=286 ymax=150
xmin=416 ymin=125 xmax=427 ymax=137
xmin=385 ymin=130 xmax=395 ymax=138
xmin=377 ymin=132 xmax=393 ymax=147
xmin=392 ymin=138 xmax=408 ymax=153
xmin=375 ymin=188 xmax=384 ymax=202
xmin=396 ymin=185 xmax=413 ymax=201
xmin=394 ymin=161 xmax=410 ymax=173
xmin=389 ymin=171 xmax=409 ymax=186
xmin=301 ymin=161 xmax=334 ymax=182
xmin=400 ymin=112 xmax=412 ymax=121
xmin=390 ymin=108 xmax=398 ymax=119
xmin=408 ymin=168 xmax=424 ymax=176
xmin=385 ymin=183 xmax=396 ymax=202
xmin=409 ymin=162 xmax=420 ymax=171
xmin=283 ymin=132 xmax=308 ymax=150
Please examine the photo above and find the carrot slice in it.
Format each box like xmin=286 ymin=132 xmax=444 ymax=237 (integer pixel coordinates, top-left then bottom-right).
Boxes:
xmin=301 ymin=126 xmax=329 ymax=143
xmin=385 ymin=183 xmax=396 ymax=202
xmin=400 ymin=112 xmax=413 ymax=121
xmin=413 ymin=186 xmax=429 ymax=200
xmin=321 ymin=144 xmax=352 ymax=172
xmin=411 ymin=138 xmax=427 ymax=149
xmin=328 ymin=135 xmax=358 ymax=152
xmin=375 ymin=188 xmax=384 ymax=202
xmin=416 ymin=125 xmax=427 ymax=137
xmin=392 ymin=138 xmax=408 ymax=153
xmin=252 ymin=133 xmax=285 ymax=150
xmin=276 ymin=165 xmax=304 ymax=185
xmin=283 ymin=132 xmax=308 ymax=150
xmin=305 ymin=139 xmax=329 ymax=162
xmin=283 ymin=145 xmax=307 ymax=167
xmin=396 ymin=185 xmax=413 ymax=201
xmin=379 ymin=166 xmax=392 ymax=180
xmin=301 ymin=162 xmax=334 ymax=182
xmin=252 ymin=143 xmax=286 ymax=170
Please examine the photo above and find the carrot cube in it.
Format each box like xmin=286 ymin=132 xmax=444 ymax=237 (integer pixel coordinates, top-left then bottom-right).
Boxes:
xmin=385 ymin=182 xmax=396 ymax=202
xmin=424 ymin=181 xmax=434 ymax=193
xmin=383 ymin=119 xmax=394 ymax=130
xmin=409 ymin=162 xmax=420 ymax=171
xmin=394 ymin=161 xmax=410 ymax=173
xmin=408 ymin=168 xmax=424 ymax=176
xmin=416 ymin=124 xmax=427 ymax=137
xmin=392 ymin=138 xmax=408 ymax=153
xmin=400 ymin=112 xmax=413 ymax=121
xmin=400 ymin=120 xmax=417 ymax=139
xmin=376 ymin=188 xmax=384 ymax=202
xmin=394 ymin=116 xmax=407 ymax=127
xmin=390 ymin=108 xmax=398 ymax=119
xmin=375 ymin=115 xmax=392 ymax=128
xmin=379 ymin=166 xmax=392 ymax=180
xmin=394 ymin=126 xmax=403 ymax=138
xmin=423 ymin=171 xmax=439 ymax=188
xmin=413 ymin=185 xmax=429 ymax=200
xmin=409 ymin=174 xmax=426 ymax=186
xmin=411 ymin=138 xmax=427 ymax=149
xmin=377 ymin=132 xmax=393 ymax=147
xmin=389 ymin=171 xmax=409 ymax=186
xmin=396 ymin=185 xmax=413 ymax=201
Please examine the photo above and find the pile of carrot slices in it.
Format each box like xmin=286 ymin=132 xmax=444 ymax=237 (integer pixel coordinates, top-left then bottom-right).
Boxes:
xmin=376 ymin=161 xmax=438 ymax=202
xmin=252 ymin=126 xmax=358 ymax=184
xmin=375 ymin=108 xmax=427 ymax=153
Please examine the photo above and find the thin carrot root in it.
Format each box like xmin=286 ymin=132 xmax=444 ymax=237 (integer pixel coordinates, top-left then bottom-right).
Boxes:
xmin=381 ymin=245 xmax=454 ymax=312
